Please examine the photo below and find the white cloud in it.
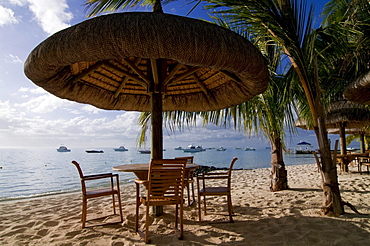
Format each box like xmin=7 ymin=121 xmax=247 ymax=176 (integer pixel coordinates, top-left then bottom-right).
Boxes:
xmin=19 ymin=87 xmax=47 ymax=94
xmin=26 ymin=0 xmax=73 ymax=35
xmin=5 ymin=54 xmax=22 ymax=63
xmin=81 ymin=105 xmax=103 ymax=114
xmin=15 ymin=93 xmax=74 ymax=113
xmin=0 ymin=5 xmax=19 ymax=26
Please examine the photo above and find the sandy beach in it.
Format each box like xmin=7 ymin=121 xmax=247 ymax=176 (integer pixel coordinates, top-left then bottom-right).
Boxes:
xmin=1 ymin=163 xmax=370 ymax=245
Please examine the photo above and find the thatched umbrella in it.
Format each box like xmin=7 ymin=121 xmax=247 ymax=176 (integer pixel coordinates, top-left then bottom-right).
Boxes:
xmin=344 ymin=71 xmax=370 ymax=104
xmin=24 ymin=12 xmax=268 ymax=160
xmin=296 ymin=101 xmax=370 ymax=155
xmin=328 ymin=127 xmax=370 ymax=153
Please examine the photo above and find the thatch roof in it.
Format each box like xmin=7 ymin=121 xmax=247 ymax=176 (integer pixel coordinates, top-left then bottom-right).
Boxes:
xmin=24 ymin=12 xmax=268 ymax=112
xmin=325 ymin=101 xmax=370 ymax=128
xmin=344 ymin=71 xmax=370 ymax=105
xmin=295 ymin=101 xmax=370 ymax=130
xmin=327 ymin=127 xmax=370 ymax=136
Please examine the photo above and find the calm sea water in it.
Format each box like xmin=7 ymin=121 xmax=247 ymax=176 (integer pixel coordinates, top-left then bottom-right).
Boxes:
xmin=0 ymin=147 xmax=315 ymax=202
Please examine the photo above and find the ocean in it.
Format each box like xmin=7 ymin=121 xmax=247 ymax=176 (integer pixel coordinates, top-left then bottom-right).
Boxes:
xmin=0 ymin=147 xmax=316 ymax=202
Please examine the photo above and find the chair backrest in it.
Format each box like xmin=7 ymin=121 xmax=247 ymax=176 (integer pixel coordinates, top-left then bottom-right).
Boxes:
xmin=147 ymin=159 xmax=187 ymax=200
xmin=227 ymin=157 xmax=238 ymax=177
xmin=71 ymin=160 xmax=87 ymax=194
xmin=175 ymin=156 xmax=194 ymax=164
xmin=72 ymin=160 xmax=84 ymax=178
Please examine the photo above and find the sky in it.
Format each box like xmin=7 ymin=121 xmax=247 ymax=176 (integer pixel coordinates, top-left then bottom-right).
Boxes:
xmin=0 ymin=0 xmax=337 ymax=150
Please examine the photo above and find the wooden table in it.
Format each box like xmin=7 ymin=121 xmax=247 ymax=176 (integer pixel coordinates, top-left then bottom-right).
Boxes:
xmin=113 ymin=163 xmax=199 ymax=215
xmin=336 ymin=153 xmax=368 ymax=172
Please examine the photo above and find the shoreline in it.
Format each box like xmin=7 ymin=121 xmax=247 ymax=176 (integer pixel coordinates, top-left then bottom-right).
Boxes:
xmin=1 ymin=163 xmax=370 ymax=245
xmin=0 ymin=163 xmax=309 ymax=203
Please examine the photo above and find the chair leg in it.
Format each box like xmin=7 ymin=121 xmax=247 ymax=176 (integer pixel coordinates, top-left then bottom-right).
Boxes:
xmin=203 ymin=196 xmax=208 ymax=215
xmin=112 ymin=193 xmax=116 ymax=215
xmin=227 ymin=194 xmax=234 ymax=223
xmin=135 ymin=184 xmax=140 ymax=232
xmin=82 ymin=198 xmax=87 ymax=228
xmin=117 ymin=192 xmax=123 ymax=223
xmin=179 ymin=202 xmax=184 ymax=240
xmin=191 ymin=183 xmax=195 ymax=206
xmin=145 ymin=204 xmax=150 ymax=244
xmin=198 ymin=192 xmax=202 ymax=222
xmin=187 ymin=184 xmax=191 ymax=206
xmin=175 ymin=204 xmax=179 ymax=229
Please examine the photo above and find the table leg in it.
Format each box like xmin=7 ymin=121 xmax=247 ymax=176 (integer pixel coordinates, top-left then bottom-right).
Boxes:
xmin=153 ymin=206 xmax=163 ymax=216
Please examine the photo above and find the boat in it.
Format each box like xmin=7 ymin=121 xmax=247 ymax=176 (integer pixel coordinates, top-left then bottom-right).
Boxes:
xmin=245 ymin=147 xmax=256 ymax=151
xmin=183 ymin=144 xmax=206 ymax=152
xmin=139 ymin=150 xmax=151 ymax=154
xmin=175 ymin=147 xmax=183 ymax=150
xmin=295 ymin=141 xmax=314 ymax=154
xmin=57 ymin=145 xmax=71 ymax=152
xmin=86 ymin=150 xmax=104 ymax=153
xmin=216 ymin=146 xmax=226 ymax=151
xmin=114 ymin=146 xmax=128 ymax=151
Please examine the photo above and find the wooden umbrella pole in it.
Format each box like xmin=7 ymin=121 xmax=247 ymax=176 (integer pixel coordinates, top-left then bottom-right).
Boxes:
xmin=150 ymin=58 xmax=166 ymax=216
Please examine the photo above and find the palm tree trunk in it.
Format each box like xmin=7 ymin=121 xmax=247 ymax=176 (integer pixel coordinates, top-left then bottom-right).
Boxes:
xmin=270 ymin=136 xmax=288 ymax=191
xmin=314 ymin=116 xmax=344 ymax=215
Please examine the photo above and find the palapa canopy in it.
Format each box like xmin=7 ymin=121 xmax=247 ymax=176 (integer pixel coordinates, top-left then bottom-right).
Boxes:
xmin=344 ymin=71 xmax=370 ymax=105
xmin=24 ymin=12 xmax=268 ymax=112
xmin=296 ymin=101 xmax=370 ymax=155
xmin=24 ymin=12 xmax=268 ymax=163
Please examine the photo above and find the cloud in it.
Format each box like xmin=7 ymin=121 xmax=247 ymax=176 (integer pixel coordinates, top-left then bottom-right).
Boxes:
xmin=5 ymin=54 xmax=22 ymax=63
xmin=0 ymin=5 xmax=19 ymax=26
xmin=16 ymin=0 xmax=73 ymax=34
xmin=15 ymin=93 xmax=74 ymax=113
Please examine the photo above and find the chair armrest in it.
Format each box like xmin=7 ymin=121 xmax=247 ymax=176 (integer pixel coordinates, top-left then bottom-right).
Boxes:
xmin=82 ymin=173 xmax=115 ymax=181
xmin=199 ymin=175 xmax=229 ymax=180
xmin=135 ymin=179 xmax=148 ymax=185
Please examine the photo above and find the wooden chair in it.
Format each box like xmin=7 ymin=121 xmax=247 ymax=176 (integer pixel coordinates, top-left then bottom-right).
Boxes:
xmin=196 ymin=157 xmax=238 ymax=223
xmin=358 ymin=154 xmax=370 ymax=174
xmin=71 ymin=160 xmax=123 ymax=228
xmin=175 ymin=156 xmax=195 ymax=206
xmin=135 ymin=159 xmax=187 ymax=244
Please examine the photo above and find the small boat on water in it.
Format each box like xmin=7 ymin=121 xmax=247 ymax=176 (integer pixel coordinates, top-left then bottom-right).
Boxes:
xmin=57 ymin=145 xmax=71 ymax=152
xmin=245 ymin=147 xmax=256 ymax=151
xmin=175 ymin=147 xmax=183 ymax=150
xmin=216 ymin=146 xmax=226 ymax=151
xmin=139 ymin=149 xmax=166 ymax=154
xmin=295 ymin=141 xmax=314 ymax=154
xmin=86 ymin=150 xmax=104 ymax=153
xmin=183 ymin=144 xmax=206 ymax=152
xmin=114 ymin=146 xmax=128 ymax=151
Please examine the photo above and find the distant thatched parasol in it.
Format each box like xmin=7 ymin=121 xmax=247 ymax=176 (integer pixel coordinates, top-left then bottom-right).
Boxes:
xmin=296 ymin=101 xmax=370 ymax=155
xmin=344 ymin=71 xmax=370 ymax=104
xmin=24 ymin=12 xmax=269 ymax=160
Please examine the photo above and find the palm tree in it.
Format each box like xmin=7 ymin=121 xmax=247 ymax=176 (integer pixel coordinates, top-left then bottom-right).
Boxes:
xmin=205 ymin=0 xmax=344 ymax=215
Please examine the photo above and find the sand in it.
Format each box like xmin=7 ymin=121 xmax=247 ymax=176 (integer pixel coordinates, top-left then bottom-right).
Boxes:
xmin=1 ymin=163 xmax=370 ymax=245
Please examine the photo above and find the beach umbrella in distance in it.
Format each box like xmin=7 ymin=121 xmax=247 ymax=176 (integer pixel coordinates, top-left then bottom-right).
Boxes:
xmin=296 ymin=101 xmax=370 ymax=156
xmin=344 ymin=71 xmax=370 ymax=104
xmin=24 ymin=12 xmax=269 ymax=160
xmin=328 ymin=127 xmax=370 ymax=153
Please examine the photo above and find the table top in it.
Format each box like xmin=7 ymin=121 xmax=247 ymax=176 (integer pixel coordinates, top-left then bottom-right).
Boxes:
xmin=113 ymin=163 xmax=199 ymax=172
xmin=337 ymin=153 xmax=368 ymax=158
